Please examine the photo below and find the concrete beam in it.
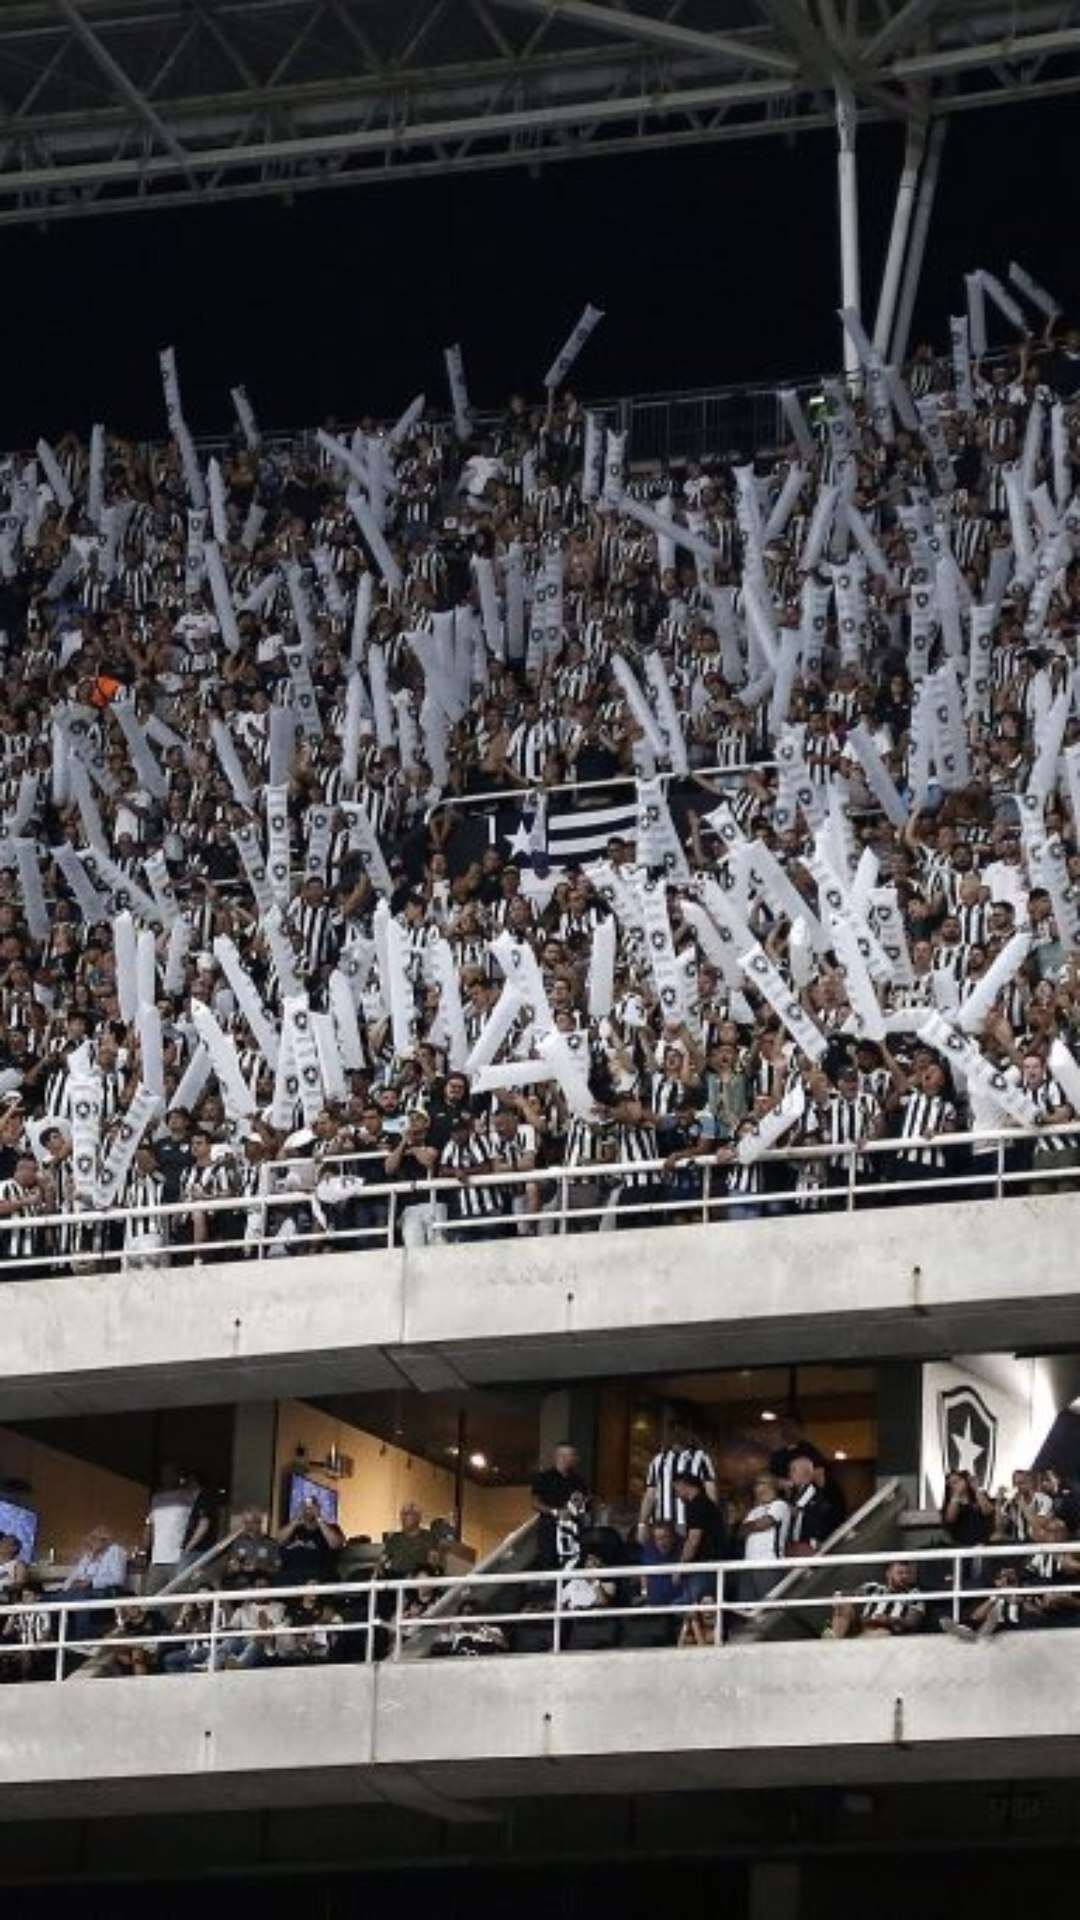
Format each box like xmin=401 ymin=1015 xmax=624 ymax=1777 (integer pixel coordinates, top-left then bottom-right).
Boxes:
xmin=2 ymin=1194 xmax=1079 ymax=1417
xmin=4 ymin=1636 xmax=1080 ymax=1821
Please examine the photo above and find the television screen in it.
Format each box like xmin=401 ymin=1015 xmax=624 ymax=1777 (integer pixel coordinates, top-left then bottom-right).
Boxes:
xmin=0 ymin=1499 xmax=38 ymax=1565
xmin=286 ymin=1474 xmax=339 ymax=1527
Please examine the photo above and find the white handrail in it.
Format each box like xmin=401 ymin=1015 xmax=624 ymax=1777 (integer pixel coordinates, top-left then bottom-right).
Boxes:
xmin=422 ymin=759 xmax=778 ymax=821
xmin=4 ymin=1536 xmax=1077 ymax=1675
xmin=1 ymin=1119 xmax=1079 ymax=1275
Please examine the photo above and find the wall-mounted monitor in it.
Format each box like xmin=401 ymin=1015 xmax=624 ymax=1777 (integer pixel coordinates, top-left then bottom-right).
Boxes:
xmin=0 ymin=1498 xmax=38 ymax=1565
xmin=284 ymin=1473 xmax=339 ymax=1528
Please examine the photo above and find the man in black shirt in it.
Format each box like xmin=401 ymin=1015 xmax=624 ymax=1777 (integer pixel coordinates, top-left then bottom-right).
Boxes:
xmin=531 ymin=1443 xmax=589 ymax=1570
xmin=672 ymin=1471 xmax=727 ymax=1571
xmin=787 ymin=1451 xmax=846 ymax=1555
xmin=383 ymin=1109 xmax=442 ymax=1248
xmin=671 ymin=1470 xmax=728 ymax=1644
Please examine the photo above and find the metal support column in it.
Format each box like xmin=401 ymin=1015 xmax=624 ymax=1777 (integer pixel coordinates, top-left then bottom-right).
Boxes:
xmin=872 ymin=120 xmax=926 ymax=357
xmin=835 ymin=82 xmax=862 ymax=383
xmin=890 ymin=116 xmax=946 ymax=368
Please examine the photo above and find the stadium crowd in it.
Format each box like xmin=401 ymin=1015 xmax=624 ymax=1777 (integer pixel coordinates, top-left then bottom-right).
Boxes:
xmin=0 ymin=297 xmax=1078 ymax=1271
xmin=2 ymin=1438 xmax=1079 ymax=1677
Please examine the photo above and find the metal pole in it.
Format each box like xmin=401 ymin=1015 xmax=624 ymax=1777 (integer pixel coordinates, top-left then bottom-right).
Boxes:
xmin=951 ymin=1551 xmax=962 ymax=1624
xmin=714 ymin=1565 xmax=725 ymax=1647
xmin=393 ymin=1582 xmax=403 ymax=1661
xmin=209 ymin=1593 xmax=220 ymax=1672
xmin=365 ymin=1574 xmax=377 ymax=1664
xmin=553 ymin=1570 xmax=563 ymax=1653
xmin=55 ymin=1602 xmax=68 ymax=1682
xmin=835 ymin=83 xmax=861 ymax=384
xmin=872 ymin=120 xmax=926 ymax=357
xmin=995 ymin=1135 xmax=1004 ymax=1202
xmin=890 ymin=117 xmax=946 ymax=368
xmin=453 ymin=1405 xmax=467 ymax=1541
xmin=847 ymin=1144 xmax=857 ymax=1212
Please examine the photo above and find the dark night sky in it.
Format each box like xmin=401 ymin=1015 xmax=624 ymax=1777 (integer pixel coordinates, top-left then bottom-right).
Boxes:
xmin=6 ymin=95 xmax=1078 ymax=443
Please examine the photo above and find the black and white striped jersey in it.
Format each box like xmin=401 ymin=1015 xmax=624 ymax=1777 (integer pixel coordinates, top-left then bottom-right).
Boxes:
xmin=645 ymin=1445 xmax=717 ymax=1527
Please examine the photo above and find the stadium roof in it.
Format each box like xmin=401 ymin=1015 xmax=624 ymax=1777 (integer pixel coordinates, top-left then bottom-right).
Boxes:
xmin=0 ymin=0 xmax=1074 ymax=226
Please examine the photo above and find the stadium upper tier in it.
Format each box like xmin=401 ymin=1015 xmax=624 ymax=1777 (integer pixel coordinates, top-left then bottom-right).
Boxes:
xmin=0 ymin=302 xmax=1077 ymax=1304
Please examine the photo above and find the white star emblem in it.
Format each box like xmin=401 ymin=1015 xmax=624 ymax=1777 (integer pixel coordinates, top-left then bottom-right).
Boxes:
xmin=950 ymin=1416 xmax=985 ymax=1477
xmin=506 ymin=820 xmax=535 ymax=859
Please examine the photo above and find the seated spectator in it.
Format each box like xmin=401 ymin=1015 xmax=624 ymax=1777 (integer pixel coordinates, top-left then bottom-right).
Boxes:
xmin=942 ymin=1561 xmax=1036 ymax=1640
xmin=1015 ymin=1517 xmax=1080 ymax=1629
xmin=283 ymin=1583 xmax=343 ymax=1663
xmin=428 ymin=1594 xmax=508 ymax=1657
xmin=97 ymin=1601 xmax=162 ymax=1677
xmin=161 ymin=1595 xmax=226 ymax=1674
xmin=0 ymin=1572 xmax=52 ymax=1682
xmin=222 ymin=1573 xmax=288 ymax=1668
xmin=825 ymin=1561 xmax=926 ymax=1639
xmin=0 ymin=1532 xmax=29 ymax=1595
xmin=561 ymin=1550 xmax=619 ymax=1651
xmin=62 ymin=1524 xmax=130 ymax=1647
xmin=276 ymin=1497 xmax=345 ymax=1587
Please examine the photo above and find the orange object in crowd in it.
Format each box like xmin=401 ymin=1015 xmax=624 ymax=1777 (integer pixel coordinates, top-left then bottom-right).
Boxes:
xmin=88 ymin=675 xmax=122 ymax=708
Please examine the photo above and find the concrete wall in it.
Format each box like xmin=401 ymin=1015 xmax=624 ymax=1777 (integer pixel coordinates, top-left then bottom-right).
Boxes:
xmin=3 ymin=1636 xmax=1080 ymax=1822
xmin=0 ymin=1426 xmax=148 ymax=1563
xmin=275 ymin=1401 xmax=530 ymax=1561
xmin=2 ymin=1193 xmax=1080 ymax=1419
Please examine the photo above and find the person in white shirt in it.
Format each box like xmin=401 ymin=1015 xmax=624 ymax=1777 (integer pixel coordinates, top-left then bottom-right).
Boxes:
xmin=144 ymin=1466 xmax=197 ymax=1594
xmin=63 ymin=1524 xmax=130 ymax=1649
xmin=223 ymin=1574 xmax=287 ymax=1668
xmin=738 ymin=1475 xmax=792 ymax=1601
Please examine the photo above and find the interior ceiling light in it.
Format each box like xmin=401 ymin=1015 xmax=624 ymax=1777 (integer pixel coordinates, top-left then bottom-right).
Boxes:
xmin=469 ymin=1452 xmax=488 ymax=1469
xmin=759 ymin=1409 xmax=778 ymax=1423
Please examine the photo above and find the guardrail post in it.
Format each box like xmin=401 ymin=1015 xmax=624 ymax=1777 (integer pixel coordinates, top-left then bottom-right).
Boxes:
xmin=552 ymin=1571 xmax=563 ymax=1653
xmin=951 ymin=1552 xmax=962 ymax=1624
xmin=393 ymin=1583 xmax=404 ymax=1662
xmin=54 ymin=1602 xmax=68 ymax=1681
xmin=714 ymin=1566 xmax=725 ymax=1647
xmin=847 ymin=1144 xmax=857 ymax=1212
xmin=365 ymin=1576 xmax=377 ymax=1664
xmin=701 ymin=1161 xmax=711 ymax=1225
xmin=387 ymin=1188 xmax=397 ymax=1251
xmin=557 ymin=1172 xmax=568 ymax=1236
xmin=209 ymin=1593 xmax=220 ymax=1672
xmin=995 ymin=1135 xmax=1004 ymax=1202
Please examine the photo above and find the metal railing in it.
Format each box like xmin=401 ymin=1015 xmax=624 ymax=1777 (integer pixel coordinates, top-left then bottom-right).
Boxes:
xmin=3 ymin=1119 xmax=1080 ymax=1279
xmin=2 ymin=1538 xmax=1077 ymax=1680
xmin=422 ymin=758 xmax=778 ymax=822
